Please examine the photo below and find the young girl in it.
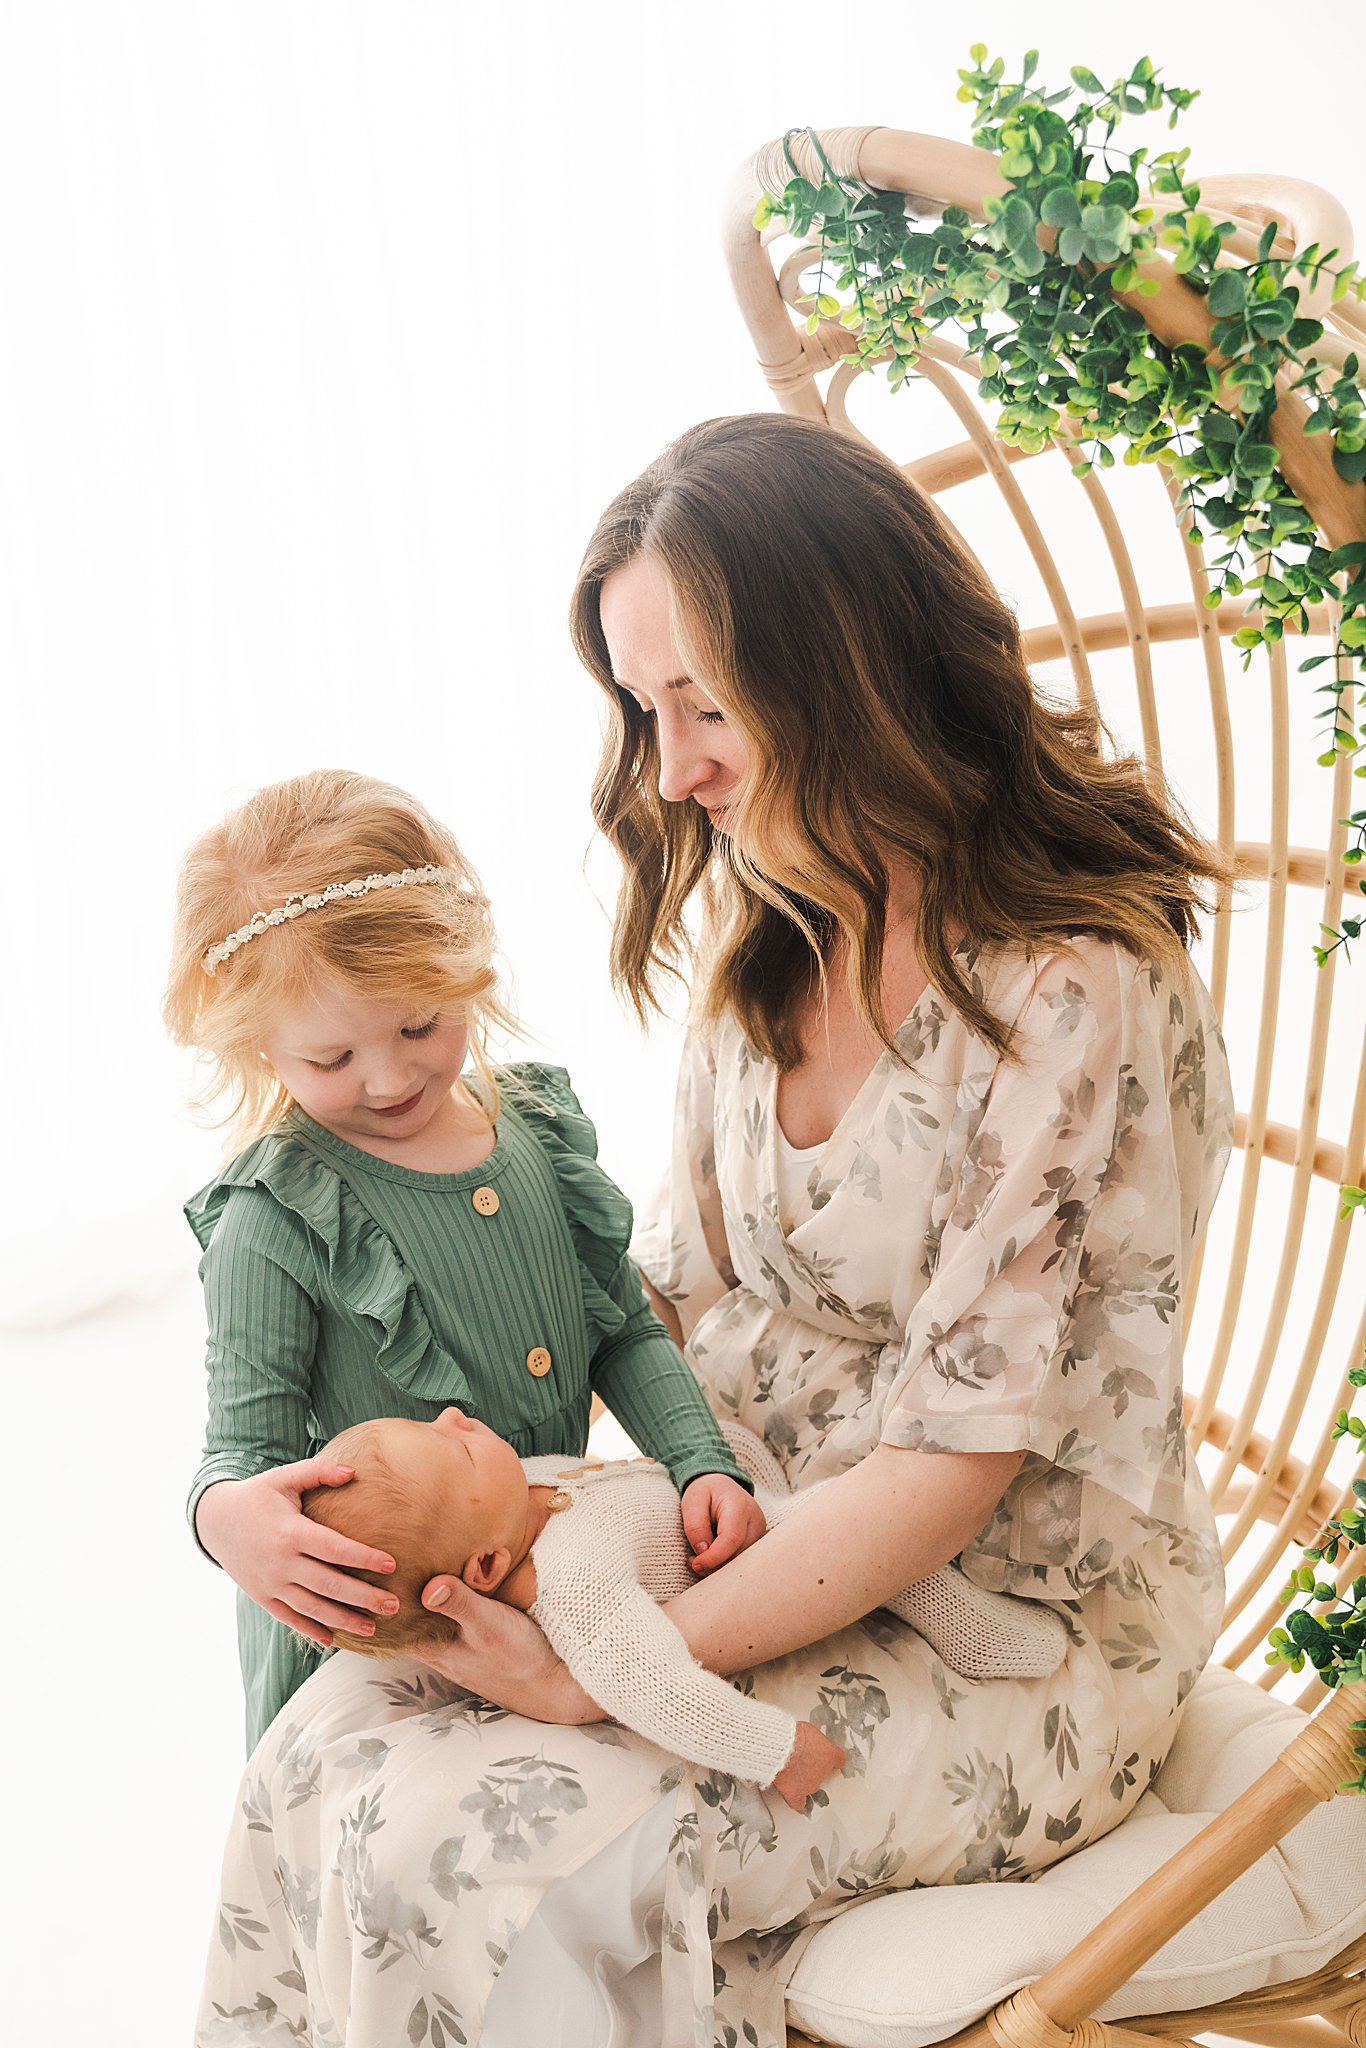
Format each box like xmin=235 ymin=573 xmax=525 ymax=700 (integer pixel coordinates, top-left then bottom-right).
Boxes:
xmin=165 ymin=767 xmax=762 ymax=1750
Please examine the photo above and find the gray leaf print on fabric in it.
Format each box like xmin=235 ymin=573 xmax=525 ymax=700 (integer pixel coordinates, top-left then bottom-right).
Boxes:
xmin=336 ymin=1736 xmax=391 ymax=1785
xmin=695 ymin=1770 xmax=780 ymax=1867
xmin=884 ymin=1090 xmax=941 ymax=1154
xmin=1141 ymin=1390 xmax=1189 ymax=1477
xmin=943 ymin=1751 xmax=1033 ymax=1883
xmin=896 ymin=999 xmax=946 ymax=1064
xmin=1170 ymin=1031 xmax=1208 ymax=1130
xmin=272 ymin=1724 xmax=321 ymax=1810
xmin=428 ymin=1835 xmax=483 ymax=1904
xmin=1044 ymin=1799 xmax=1084 ymax=1847
xmin=835 ymin=1817 xmax=909 ymax=1899
xmin=404 ymin=1993 xmax=468 ymax=2046
xmin=1022 ymin=1467 xmax=1082 ymax=1563
xmin=848 ymin=1145 xmax=883 ymax=1201
xmin=1042 ymin=979 xmax=1088 ymax=1037
xmin=338 ymin=1789 xmax=441 ymax=1970
xmin=1042 ymin=1703 xmax=1081 ymax=1779
xmin=458 ymin=1751 xmax=588 ymax=1863
xmin=1103 ymin=1622 xmax=1163 ymax=1674
xmin=809 ymin=1662 xmax=893 ymax=1777
xmin=276 ymin=1859 xmax=321 ymax=1949
xmin=1049 ymin=1074 xmax=1096 ymax=1143
xmin=199 ymin=1996 xmax=309 ymax=2044
xmin=928 ymin=1316 xmax=1011 ymax=1391
xmin=784 ymin=1242 xmax=855 ymax=1317
xmin=217 ymin=1898 xmax=272 ymax=1957
xmin=950 ymin=1128 xmax=1006 ymax=1231
xmin=932 ymin=1664 xmax=967 ymax=1722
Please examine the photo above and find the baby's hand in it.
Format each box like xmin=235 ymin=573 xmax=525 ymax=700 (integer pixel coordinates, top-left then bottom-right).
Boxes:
xmin=680 ymin=1473 xmax=767 ymax=1575
xmin=773 ymin=1720 xmax=845 ymax=1812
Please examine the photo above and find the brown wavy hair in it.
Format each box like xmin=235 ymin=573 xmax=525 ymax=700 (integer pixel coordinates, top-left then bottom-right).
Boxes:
xmin=570 ymin=413 xmax=1231 ymax=1064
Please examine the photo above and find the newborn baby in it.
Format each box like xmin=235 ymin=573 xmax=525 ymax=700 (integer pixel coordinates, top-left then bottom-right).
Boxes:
xmin=304 ymin=1409 xmax=1068 ymax=1810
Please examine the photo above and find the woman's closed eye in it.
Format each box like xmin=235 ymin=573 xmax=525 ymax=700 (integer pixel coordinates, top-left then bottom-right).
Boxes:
xmin=402 ymin=1016 xmax=440 ymax=1040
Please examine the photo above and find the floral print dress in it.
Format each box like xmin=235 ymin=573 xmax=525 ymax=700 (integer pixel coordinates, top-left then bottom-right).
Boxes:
xmin=196 ymin=938 xmax=1233 ymax=2048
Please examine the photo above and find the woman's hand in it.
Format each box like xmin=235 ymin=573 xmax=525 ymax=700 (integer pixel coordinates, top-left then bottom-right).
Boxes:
xmin=680 ymin=1473 xmax=768 ymax=1574
xmin=195 ymin=1460 xmax=397 ymax=1648
xmin=773 ymin=1721 xmax=845 ymax=1812
xmin=416 ymin=1580 xmax=605 ymax=1724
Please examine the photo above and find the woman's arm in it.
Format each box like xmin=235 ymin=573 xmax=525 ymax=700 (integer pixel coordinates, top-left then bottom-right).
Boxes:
xmin=661 ymin=1440 xmax=1024 ymax=1673
xmin=640 ymin=1270 xmax=685 ymax=1347
xmin=417 ymin=1441 xmax=1022 ymax=1713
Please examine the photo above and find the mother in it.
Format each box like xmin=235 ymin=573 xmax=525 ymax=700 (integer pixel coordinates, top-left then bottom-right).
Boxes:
xmin=197 ymin=415 xmax=1234 ymax=2048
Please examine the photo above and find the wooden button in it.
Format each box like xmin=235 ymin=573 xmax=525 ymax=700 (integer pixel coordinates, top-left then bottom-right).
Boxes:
xmin=526 ymin=1346 xmax=552 ymax=1377
xmin=472 ymin=1186 xmax=500 ymax=1216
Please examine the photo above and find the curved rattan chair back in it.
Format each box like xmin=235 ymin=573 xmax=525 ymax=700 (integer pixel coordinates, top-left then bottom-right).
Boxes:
xmin=724 ymin=129 xmax=1366 ymax=1703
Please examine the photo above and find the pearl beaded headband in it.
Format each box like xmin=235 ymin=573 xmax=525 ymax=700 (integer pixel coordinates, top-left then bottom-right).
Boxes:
xmin=200 ymin=865 xmax=462 ymax=975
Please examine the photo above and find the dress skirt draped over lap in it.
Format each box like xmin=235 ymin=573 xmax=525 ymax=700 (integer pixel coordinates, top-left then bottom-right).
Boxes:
xmin=197 ymin=939 xmax=1235 ymax=2048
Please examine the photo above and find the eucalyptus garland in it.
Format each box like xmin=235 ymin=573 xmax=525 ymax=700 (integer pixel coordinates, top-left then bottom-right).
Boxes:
xmin=757 ymin=53 xmax=1365 ymax=1727
xmin=754 ymin=48 xmax=1366 ymax=961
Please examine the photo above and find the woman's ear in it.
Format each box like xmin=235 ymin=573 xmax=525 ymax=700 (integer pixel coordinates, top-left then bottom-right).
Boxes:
xmin=461 ymin=1547 xmax=511 ymax=1595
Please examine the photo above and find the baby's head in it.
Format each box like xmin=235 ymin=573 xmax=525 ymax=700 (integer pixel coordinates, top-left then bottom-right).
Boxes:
xmin=303 ymin=1409 xmax=531 ymax=1658
xmin=164 ymin=768 xmax=517 ymax=1147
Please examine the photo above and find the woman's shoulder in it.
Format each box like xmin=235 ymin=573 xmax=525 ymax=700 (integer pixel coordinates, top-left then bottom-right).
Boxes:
xmin=972 ymin=934 xmax=1208 ymax=1049
xmin=184 ymin=1124 xmax=342 ymax=1259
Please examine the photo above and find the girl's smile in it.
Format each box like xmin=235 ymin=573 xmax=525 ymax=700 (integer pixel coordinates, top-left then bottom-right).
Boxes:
xmin=259 ymin=984 xmax=480 ymax=1162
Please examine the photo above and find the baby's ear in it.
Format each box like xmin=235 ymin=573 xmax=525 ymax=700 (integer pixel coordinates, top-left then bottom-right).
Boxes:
xmin=461 ymin=1547 xmax=511 ymax=1594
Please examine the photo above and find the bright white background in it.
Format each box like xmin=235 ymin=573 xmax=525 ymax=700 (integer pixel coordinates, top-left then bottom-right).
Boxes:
xmin=3 ymin=3 xmax=1363 ymax=2038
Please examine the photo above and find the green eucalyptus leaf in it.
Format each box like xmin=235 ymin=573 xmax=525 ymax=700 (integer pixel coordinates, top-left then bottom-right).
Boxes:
xmin=1206 ymin=269 xmax=1247 ymax=317
xmin=1041 ymin=186 xmax=1082 ymax=229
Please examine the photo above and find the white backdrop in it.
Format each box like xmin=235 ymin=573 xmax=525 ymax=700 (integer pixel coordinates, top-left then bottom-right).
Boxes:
xmin=3 ymin=3 xmax=1363 ymax=2038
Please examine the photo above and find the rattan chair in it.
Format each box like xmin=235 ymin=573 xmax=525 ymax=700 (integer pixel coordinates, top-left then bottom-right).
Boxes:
xmin=721 ymin=126 xmax=1366 ymax=2048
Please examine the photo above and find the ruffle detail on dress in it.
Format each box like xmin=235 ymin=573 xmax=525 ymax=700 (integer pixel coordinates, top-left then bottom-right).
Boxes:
xmin=184 ymin=1133 xmax=476 ymax=1405
xmin=498 ymin=1063 xmax=632 ymax=1352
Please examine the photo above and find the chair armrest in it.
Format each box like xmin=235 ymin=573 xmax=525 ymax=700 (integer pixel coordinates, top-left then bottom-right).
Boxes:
xmin=945 ymin=1682 xmax=1366 ymax=2048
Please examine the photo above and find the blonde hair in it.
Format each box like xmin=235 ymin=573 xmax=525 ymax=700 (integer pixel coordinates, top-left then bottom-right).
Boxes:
xmin=164 ymin=768 xmax=517 ymax=1147
xmin=302 ymin=1420 xmax=462 ymax=1657
xmin=571 ymin=414 xmax=1232 ymax=1065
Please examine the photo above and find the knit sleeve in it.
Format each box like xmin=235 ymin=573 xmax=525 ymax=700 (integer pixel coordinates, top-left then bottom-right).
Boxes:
xmin=545 ymin=1581 xmax=797 ymax=1785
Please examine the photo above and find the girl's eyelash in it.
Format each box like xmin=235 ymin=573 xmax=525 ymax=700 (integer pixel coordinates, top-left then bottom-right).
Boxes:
xmin=309 ymin=1018 xmax=438 ymax=1071
xmin=696 ymin=708 xmax=725 ymax=726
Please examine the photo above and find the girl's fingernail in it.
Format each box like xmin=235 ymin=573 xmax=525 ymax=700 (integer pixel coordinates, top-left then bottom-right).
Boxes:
xmin=425 ymin=1585 xmax=451 ymax=1610
xmin=358 ymin=1620 xmax=375 ymax=1635
xmin=380 ymin=1597 xmax=399 ymax=1614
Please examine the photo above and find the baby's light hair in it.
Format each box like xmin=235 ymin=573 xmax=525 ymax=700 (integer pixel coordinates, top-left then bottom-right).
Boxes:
xmin=164 ymin=769 xmax=518 ymax=1149
xmin=302 ymin=1420 xmax=464 ymax=1657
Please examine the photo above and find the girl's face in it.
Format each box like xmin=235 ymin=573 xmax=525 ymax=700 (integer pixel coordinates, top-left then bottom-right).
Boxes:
xmin=599 ymin=553 xmax=750 ymax=831
xmin=261 ymin=983 xmax=470 ymax=1147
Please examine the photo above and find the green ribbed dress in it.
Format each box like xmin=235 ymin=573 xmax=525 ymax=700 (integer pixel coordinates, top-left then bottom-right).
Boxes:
xmin=185 ymin=1064 xmax=745 ymax=1750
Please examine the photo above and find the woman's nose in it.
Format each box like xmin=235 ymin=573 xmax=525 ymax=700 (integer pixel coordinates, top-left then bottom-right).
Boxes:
xmin=656 ymin=723 xmax=712 ymax=805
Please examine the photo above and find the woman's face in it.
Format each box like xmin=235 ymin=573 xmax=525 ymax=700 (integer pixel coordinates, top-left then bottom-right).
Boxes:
xmin=599 ymin=553 xmax=750 ymax=831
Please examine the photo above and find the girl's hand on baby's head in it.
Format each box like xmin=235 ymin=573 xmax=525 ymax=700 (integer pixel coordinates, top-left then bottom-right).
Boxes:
xmin=680 ymin=1474 xmax=768 ymax=1576
xmin=194 ymin=1455 xmax=399 ymax=1648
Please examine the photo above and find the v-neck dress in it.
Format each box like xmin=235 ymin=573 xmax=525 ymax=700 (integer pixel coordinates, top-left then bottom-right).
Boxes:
xmin=193 ymin=939 xmax=1235 ymax=2048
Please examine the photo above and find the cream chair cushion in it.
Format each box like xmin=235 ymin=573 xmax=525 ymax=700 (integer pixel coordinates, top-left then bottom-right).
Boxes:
xmin=786 ymin=1666 xmax=1366 ymax=2048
